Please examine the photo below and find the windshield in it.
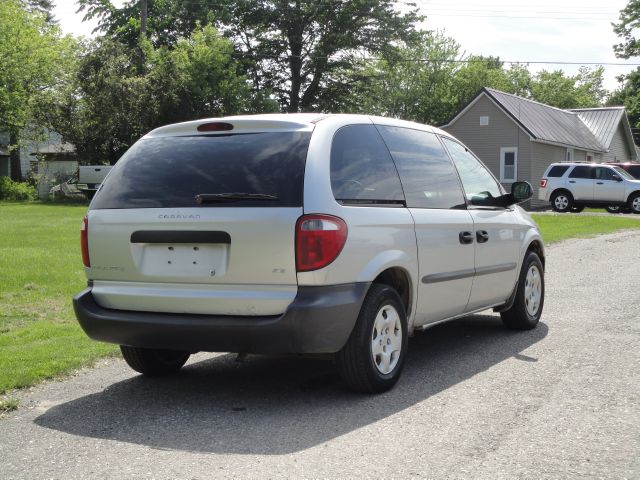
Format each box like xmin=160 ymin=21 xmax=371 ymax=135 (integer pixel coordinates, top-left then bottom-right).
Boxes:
xmin=613 ymin=166 xmax=635 ymax=180
xmin=91 ymin=132 xmax=311 ymax=209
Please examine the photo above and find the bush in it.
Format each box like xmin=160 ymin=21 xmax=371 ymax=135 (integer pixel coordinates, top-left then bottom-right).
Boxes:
xmin=0 ymin=176 xmax=37 ymax=201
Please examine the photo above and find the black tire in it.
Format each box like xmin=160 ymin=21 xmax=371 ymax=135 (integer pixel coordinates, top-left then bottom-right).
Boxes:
xmin=606 ymin=205 xmax=622 ymax=214
xmin=629 ymin=192 xmax=640 ymax=214
xmin=336 ymin=284 xmax=408 ymax=393
xmin=501 ymin=251 xmax=544 ymax=330
xmin=570 ymin=206 xmax=584 ymax=213
xmin=120 ymin=346 xmax=190 ymax=375
xmin=550 ymin=190 xmax=573 ymax=212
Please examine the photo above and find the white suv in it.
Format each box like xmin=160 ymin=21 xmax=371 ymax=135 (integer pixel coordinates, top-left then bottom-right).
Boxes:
xmin=539 ymin=162 xmax=640 ymax=214
xmin=74 ymin=114 xmax=545 ymax=393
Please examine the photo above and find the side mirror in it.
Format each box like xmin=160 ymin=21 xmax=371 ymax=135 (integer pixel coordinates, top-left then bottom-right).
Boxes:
xmin=511 ymin=181 xmax=533 ymax=202
xmin=612 ymin=174 xmax=622 ymax=182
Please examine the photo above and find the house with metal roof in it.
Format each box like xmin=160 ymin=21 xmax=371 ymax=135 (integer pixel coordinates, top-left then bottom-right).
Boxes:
xmin=441 ymin=87 xmax=638 ymax=207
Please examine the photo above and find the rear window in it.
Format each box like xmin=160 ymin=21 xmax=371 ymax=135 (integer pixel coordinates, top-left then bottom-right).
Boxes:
xmin=547 ymin=165 xmax=570 ymax=177
xmin=91 ymin=132 xmax=311 ymax=209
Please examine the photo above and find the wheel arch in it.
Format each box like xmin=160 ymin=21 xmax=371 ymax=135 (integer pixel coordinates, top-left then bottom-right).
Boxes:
xmin=626 ymin=190 xmax=640 ymax=204
xmin=526 ymin=239 xmax=545 ymax=271
xmin=371 ymin=266 xmax=413 ymax=319
xmin=551 ymin=188 xmax=573 ymax=200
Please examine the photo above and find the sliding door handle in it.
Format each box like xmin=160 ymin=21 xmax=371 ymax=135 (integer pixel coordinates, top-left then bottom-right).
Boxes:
xmin=459 ymin=231 xmax=474 ymax=244
xmin=476 ymin=230 xmax=489 ymax=243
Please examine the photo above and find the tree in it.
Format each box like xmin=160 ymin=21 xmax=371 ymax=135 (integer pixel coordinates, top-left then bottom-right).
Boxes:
xmin=78 ymin=0 xmax=216 ymax=48
xmin=336 ymin=31 xmax=461 ymax=124
xmin=608 ymin=69 xmax=640 ymax=143
xmin=224 ymin=0 xmax=420 ymax=112
xmin=611 ymin=1 xmax=640 ymax=144
xmin=21 ymin=0 xmax=56 ymax=23
xmin=0 ymin=0 xmax=77 ymax=179
xmin=52 ymin=25 xmax=264 ymax=164
xmin=530 ymin=67 xmax=606 ymax=109
xmin=78 ymin=0 xmax=421 ymax=112
xmin=613 ymin=0 xmax=640 ymax=59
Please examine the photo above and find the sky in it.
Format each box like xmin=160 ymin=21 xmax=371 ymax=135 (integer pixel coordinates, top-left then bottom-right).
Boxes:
xmin=52 ymin=0 xmax=638 ymax=92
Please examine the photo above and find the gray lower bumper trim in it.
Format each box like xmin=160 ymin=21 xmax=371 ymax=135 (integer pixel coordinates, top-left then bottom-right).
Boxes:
xmin=73 ymin=283 xmax=370 ymax=354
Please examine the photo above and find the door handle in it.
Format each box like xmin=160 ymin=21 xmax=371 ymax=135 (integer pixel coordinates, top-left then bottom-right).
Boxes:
xmin=459 ymin=231 xmax=474 ymax=245
xmin=476 ymin=230 xmax=489 ymax=243
xmin=596 ymin=182 xmax=604 ymax=185
xmin=569 ymin=180 xmax=576 ymax=183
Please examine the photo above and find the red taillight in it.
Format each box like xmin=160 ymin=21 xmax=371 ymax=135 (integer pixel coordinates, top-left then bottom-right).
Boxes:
xmin=81 ymin=215 xmax=90 ymax=267
xmin=295 ymin=214 xmax=347 ymax=272
xmin=540 ymin=179 xmax=547 ymax=188
xmin=197 ymin=122 xmax=234 ymax=132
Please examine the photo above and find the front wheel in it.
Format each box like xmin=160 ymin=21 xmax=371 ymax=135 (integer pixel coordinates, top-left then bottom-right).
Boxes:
xmin=501 ymin=252 xmax=544 ymax=330
xmin=629 ymin=193 xmax=640 ymax=214
xmin=120 ymin=346 xmax=190 ymax=375
xmin=336 ymin=284 xmax=408 ymax=393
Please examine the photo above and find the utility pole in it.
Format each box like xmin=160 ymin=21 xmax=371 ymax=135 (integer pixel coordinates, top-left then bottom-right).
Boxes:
xmin=140 ymin=0 xmax=147 ymax=37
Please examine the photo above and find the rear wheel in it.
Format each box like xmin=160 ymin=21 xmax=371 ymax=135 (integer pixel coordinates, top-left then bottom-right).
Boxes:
xmin=501 ymin=251 xmax=544 ymax=330
xmin=629 ymin=193 xmax=640 ymax=214
xmin=120 ymin=346 xmax=190 ymax=375
xmin=336 ymin=284 xmax=408 ymax=393
xmin=551 ymin=191 xmax=573 ymax=212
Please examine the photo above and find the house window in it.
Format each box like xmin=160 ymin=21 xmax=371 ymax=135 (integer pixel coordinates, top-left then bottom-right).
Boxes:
xmin=586 ymin=153 xmax=593 ymax=162
xmin=500 ymin=147 xmax=518 ymax=182
xmin=479 ymin=116 xmax=489 ymax=126
xmin=566 ymin=148 xmax=574 ymax=162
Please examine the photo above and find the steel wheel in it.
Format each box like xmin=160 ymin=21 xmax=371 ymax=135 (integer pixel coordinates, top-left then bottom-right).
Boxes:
xmin=371 ymin=304 xmax=402 ymax=375
xmin=501 ymin=251 xmax=544 ymax=330
xmin=336 ymin=284 xmax=408 ymax=393
xmin=524 ymin=265 xmax=542 ymax=317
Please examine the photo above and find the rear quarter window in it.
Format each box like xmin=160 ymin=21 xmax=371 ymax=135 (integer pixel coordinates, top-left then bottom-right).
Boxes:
xmin=91 ymin=132 xmax=311 ymax=209
xmin=330 ymin=125 xmax=405 ymax=205
xmin=547 ymin=165 xmax=570 ymax=177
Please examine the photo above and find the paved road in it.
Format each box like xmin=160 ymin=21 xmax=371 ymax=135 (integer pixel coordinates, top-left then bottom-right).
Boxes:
xmin=1 ymin=231 xmax=639 ymax=479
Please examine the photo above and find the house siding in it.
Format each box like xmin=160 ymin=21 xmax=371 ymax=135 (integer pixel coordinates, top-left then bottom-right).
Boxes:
xmin=603 ymin=124 xmax=633 ymax=162
xmin=530 ymin=142 xmax=572 ymax=208
xmin=442 ymin=94 xmax=532 ymax=189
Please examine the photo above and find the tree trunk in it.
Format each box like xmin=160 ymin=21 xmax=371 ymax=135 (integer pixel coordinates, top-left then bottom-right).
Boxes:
xmin=9 ymin=130 xmax=22 ymax=181
xmin=286 ymin=2 xmax=304 ymax=112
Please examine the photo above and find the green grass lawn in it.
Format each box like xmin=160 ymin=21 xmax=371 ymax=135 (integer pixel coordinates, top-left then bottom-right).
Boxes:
xmin=531 ymin=213 xmax=640 ymax=244
xmin=0 ymin=202 xmax=115 ymax=395
xmin=0 ymin=202 xmax=639 ymax=398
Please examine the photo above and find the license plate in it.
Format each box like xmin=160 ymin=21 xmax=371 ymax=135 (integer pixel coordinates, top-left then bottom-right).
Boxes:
xmin=137 ymin=244 xmax=228 ymax=277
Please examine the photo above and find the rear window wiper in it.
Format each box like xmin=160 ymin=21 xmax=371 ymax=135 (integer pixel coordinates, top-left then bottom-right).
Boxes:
xmin=195 ymin=193 xmax=279 ymax=204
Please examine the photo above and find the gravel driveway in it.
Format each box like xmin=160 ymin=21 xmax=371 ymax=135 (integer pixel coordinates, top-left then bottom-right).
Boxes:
xmin=1 ymin=231 xmax=639 ymax=479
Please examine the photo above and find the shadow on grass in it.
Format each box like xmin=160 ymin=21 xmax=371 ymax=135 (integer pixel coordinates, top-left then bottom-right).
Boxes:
xmin=34 ymin=314 xmax=547 ymax=454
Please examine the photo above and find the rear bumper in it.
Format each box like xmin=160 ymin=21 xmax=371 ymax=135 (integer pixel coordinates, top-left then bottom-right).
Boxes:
xmin=73 ymin=283 xmax=370 ymax=354
xmin=538 ymin=189 xmax=550 ymax=202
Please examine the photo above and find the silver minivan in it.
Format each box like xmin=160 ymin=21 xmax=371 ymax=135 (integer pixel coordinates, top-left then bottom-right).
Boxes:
xmin=74 ymin=114 xmax=545 ymax=393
